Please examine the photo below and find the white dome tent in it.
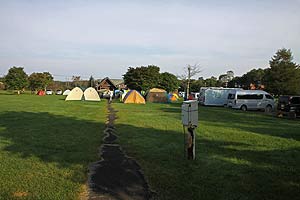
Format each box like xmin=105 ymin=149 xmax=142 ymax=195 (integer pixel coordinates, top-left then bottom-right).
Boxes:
xmin=84 ymin=87 xmax=100 ymax=101
xmin=65 ymin=87 xmax=83 ymax=101
xmin=62 ymin=89 xmax=71 ymax=96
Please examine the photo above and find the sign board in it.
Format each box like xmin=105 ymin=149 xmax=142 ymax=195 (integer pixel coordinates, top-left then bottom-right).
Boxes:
xmin=181 ymin=100 xmax=198 ymax=127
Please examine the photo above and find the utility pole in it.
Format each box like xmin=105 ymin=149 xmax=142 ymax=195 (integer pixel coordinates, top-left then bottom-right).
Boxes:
xmin=186 ymin=65 xmax=191 ymax=100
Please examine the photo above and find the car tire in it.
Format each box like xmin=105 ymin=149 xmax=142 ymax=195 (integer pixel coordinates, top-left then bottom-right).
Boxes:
xmin=265 ymin=105 xmax=272 ymax=113
xmin=240 ymin=105 xmax=247 ymax=111
xmin=288 ymin=111 xmax=296 ymax=119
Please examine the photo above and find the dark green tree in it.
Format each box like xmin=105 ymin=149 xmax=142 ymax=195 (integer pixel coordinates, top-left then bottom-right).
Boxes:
xmin=158 ymin=72 xmax=179 ymax=92
xmin=88 ymin=76 xmax=95 ymax=88
xmin=242 ymin=68 xmax=265 ymax=88
xmin=4 ymin=66 xmax=28 ymax=94
xmin=28 ymin=72 xmax=53 ymax=91
xmin=190 ymin=79 xmax=205 ymax=92
xmin=228 ymin=76 xmax=243 ymax=88
xmin=264 ymin=48 xmax=300 ymax=95
xmin=204 ymin=76 xmax=218 ymax=87
xmin=123 ymin=65 xmax=160 ymax=91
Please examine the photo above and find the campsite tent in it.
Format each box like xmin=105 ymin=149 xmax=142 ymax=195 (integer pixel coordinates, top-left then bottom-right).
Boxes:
xmin=123 ymin=90 xmax=145 ymax=104
xmin=63 ymin=89 xmax=71 ymax=96
xmin=37 ymin=90 xmax=45 ymax=96
xmin=168 ymin=93 xmax=179 ymax=102
xmin=65 ymin=87 xmax=83 ymax=101
xmin=84 ymin=87 xmax=100 ymax=101
xmin=146 ymin=88 xmax=168 ymax=103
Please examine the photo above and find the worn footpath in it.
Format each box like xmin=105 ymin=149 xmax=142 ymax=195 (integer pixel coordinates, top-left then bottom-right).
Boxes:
xmin=88 ymin=102 xmax=154 ymax=200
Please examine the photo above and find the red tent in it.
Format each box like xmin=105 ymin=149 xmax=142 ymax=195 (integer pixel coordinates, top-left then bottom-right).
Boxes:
xmin=37 ymin=90 xmax=45 ymax=96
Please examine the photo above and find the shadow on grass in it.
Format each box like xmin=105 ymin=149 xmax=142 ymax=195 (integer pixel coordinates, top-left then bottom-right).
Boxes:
xmin=0 ymin=110 xmax=299 ymax=200
xmin=116 ymin=122 xmax=300 ymax=200
xmin=161 ymin=103 xmax=300 ymax=141
xmin=0 ymin=111 xmax=103 ymax=169
xmin=0 ymin=92 xmax=15 ymax=95
xmin=199 ymin=107 xmax=300 ymax=141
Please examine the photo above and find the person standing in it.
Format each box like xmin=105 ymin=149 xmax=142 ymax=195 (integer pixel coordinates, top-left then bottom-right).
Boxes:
xmin=109 ymin=88 xmax=114 ymax=103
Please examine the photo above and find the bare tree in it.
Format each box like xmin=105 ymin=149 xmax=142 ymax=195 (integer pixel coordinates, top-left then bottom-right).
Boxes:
xmin=178 ymin=63 xmax=202 ymax=99
xmin=72 ymin=76 xmax=81 ymax=87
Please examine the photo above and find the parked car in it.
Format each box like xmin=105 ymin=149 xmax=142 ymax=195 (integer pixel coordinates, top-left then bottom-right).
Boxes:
xmin=46 ymin=90 xmax=53 ymax=95
xmin=56 ymin=90 xmax=62 ymax=95
xmin=227 ymin=90 xmax=275 ymax=112
xmin=277 ymin=95 xmax=300 ymax=118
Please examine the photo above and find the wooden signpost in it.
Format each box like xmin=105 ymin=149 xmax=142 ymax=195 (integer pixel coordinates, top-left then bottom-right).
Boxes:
xmin=181 ymin=100 xmax=198 ymax=160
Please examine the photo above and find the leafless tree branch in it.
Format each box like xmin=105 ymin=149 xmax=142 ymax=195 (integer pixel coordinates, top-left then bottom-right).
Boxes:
xmin=177 ymin=63 xmax=202 ymax=80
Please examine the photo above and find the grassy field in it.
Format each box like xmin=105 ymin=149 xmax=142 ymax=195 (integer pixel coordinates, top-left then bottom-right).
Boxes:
xmin=1 ymin=93 xmax=299 ymax=200
xmin=0 ymin=93 xmax=106 ymax=199
xmin=113 ymin=102 xmax=300 ymax=200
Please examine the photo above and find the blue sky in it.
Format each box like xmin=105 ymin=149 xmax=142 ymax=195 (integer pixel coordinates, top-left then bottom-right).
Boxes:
xmin=0 ymin=0 xmax=299 ymax=80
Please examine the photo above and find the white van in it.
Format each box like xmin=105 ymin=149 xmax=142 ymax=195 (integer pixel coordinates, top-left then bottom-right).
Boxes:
xmin=199 ymin=87 xmax=242 ymax=106
xmin=227 ymin=90 xmax=274 ymax=112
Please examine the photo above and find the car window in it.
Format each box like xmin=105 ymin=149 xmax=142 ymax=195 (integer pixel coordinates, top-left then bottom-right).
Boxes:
xmin=237 ymin=94 xmax=263 ymax=99
xmin=265 ymin=94 xmax=274 ymax=100
xmin=228 ymin=93 xmax=235 ymax=99
xmin=279 ymin=96 xmax=289 ymax=104
xmin=291 ymin=97 xmax=300 ymax=104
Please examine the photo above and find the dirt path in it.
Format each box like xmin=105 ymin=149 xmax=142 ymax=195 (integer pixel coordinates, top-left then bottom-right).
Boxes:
xmin=88 ymin=102 xmax=154 ymax=200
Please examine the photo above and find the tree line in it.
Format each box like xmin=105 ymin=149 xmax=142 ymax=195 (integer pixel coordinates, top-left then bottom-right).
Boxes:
xmin=1 ymin=68 xmax=98 ymax=93
xmin=1 ymin=48 xmax=299 ymax=96
xmin=3 ymin=68 xmax=56 ymax=94
xmin=183 ymin=48 xmax=300 ymax=96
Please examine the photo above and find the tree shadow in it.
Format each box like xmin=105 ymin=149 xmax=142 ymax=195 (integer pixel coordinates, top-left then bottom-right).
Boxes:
xmin=0 ymin=111 xmax=103 ymax=168
xmin=0 ymin=91 xmax=15 ymax=95
xmin=115 ymin=122 xmax=300 ymax=200
xmin=199 ymin=107 xmax=300 ymax=141
xmin=160 ymin=103 xmax=300 ymax=141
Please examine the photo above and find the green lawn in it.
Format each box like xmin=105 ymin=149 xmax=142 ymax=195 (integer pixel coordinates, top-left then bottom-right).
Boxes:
xmin=0 ymin=93 xmax=106 ymax=199
xmin=113 ymin=102 xmax=300 ymax=200
xmin=1 ymin=93 xmax=299 ymax=200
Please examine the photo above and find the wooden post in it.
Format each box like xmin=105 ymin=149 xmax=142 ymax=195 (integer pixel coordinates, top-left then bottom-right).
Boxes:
xmin=187 ymin=126 xmax=195 ymax=160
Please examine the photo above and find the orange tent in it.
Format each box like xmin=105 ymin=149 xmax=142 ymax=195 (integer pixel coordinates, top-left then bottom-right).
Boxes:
xmin=37 ymin=90 xmax=45 ymax=96
xmin=123 ymin=90 xmax=145 ymax=104
xmin=169 ymin=93 xmax=179 ymax=102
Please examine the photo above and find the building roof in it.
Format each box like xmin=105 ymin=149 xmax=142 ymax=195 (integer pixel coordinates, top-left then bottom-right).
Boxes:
xmin=110 ymin=79 xmax=124 ymax=86
xmin=97 ymin=77 xmax=125 ymax=90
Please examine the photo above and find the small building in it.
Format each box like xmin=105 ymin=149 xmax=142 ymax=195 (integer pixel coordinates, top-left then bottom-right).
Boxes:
xmin=96 ymin=77 xmax=126 ymax=92
xmin=0 ymin=82 xmax=5 ymax=90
